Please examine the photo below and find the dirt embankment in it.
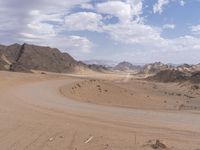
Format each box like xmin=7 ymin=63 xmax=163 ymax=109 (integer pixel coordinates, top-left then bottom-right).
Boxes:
xmin=59 ymin=78 xmax=200 ymax=111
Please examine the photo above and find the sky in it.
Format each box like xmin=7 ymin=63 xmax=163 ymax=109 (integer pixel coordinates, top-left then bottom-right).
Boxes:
xmin=0 ymin=0 xmax=200 ymax=64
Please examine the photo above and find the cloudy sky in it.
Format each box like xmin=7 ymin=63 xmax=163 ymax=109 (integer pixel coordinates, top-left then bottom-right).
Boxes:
xmin=0 ymin=0 xmax=200 ymax=64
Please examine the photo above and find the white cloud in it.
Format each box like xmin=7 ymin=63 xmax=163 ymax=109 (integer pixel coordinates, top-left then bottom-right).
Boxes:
xmin=67 ymin=36 xmax=93 ymax=53
xmin=102 ymin=21 xmax=200 ymax=55
xmin=64 ymin=12 xmax=103 ymax=32
xmin=0 ymin=0 xmax=90 ymax=39
xmin=153 ymin=0 xmax=169 ymax=14
xmin=126 ymin=0 xmax=143 ymax=17
xmin=20 ymin=34 xmax=93 ymax=54
xmin=0 ymin=0 xmax=95 ymax=54
xmin=0 ymin=0 xmax=199 ymax=63
xmin=179 ymin=0 xmax=186 ymax=6
xmin=170 ymin=35 xmax=200 ymax=51
xmin=103 ymin=22 xmax=162 ymax=45
xmin=96 ymin=0 xmax=143 ymax=22
xmin=96 ymin=1 xmax=132 ymax=22
xmin=29 ymin=10 xmax=63 ymax=23
xmin=96 ymin=0 xmax=144 ymax=23
xmin=27 ymin=22 xmax=55 ymax=36
xmin=0 ymin=0 xmax=94 ymax=54
xmin=163 ymin=24 xmax=176 ymax=29
xmin=191 ymin=25 xmax=200 ymax=35
xmin=80 ymin=3 xmax=94 ymax=10
xmin=153 ymin=0 xmax=186 ymax=14
xmin=21 ymin=24 xmax=55 ymax=40
xmin=20 ymin=10 xmax=62 ymax=41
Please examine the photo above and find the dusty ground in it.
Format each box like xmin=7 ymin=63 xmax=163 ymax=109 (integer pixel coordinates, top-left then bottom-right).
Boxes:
xmin=60 ymin=76 xmax=200 ymax=111
xmin=1 ymin=71 xmax=200 ymax=150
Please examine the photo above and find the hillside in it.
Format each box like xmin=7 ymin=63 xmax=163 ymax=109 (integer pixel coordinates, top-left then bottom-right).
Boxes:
xmin=114 ymin=61 xmax=142 ymax=72
xmin=0 ymin=43 xmax=86 ymax=73
xmin=148 ymin=70 xmax=188 ymax=82
xmin=141 ymin=62 xmax=173 ymax=74
xmin=148 ymin=69 xmax=200 ymax=84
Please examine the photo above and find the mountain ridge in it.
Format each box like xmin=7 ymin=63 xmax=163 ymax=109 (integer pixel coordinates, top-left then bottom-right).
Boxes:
xmin=0 ymin=43 xmax=86 ymax=73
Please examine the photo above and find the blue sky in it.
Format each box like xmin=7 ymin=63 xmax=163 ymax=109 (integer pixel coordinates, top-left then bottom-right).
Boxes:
xmin=0 ymin=0 xmax=200 ymax=64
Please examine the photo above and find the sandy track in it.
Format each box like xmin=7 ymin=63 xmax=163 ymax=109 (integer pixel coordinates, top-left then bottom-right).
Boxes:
xmin=1 ymin=74 xmax=200 ymax=149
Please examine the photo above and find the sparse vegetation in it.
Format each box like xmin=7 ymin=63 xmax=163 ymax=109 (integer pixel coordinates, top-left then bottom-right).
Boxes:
xmin=150 ymin=140 xmax=166 ymax=149
xmin=76 ymin=84 xmax=81 ymax=88
xmin=191 ymin=85 xmax=199 ymax=90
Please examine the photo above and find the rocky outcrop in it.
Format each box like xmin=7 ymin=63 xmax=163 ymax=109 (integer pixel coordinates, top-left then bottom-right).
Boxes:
xmin=148 ymin=69 xmax=200 ymax=83
xmin=0 ymin=43 xmax=86 ymax=73
xmin=114 ymin=61 xmax=142 ymax=72
xmin=148 ymin=70 xmax=188 ymax=82
xmin=142 ymin=62 xmax=172 ymax=74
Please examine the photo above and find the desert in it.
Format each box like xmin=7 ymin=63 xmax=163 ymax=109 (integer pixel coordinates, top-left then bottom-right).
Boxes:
xmin=1 ymin=64 xmax=200 ymax=150
xmin=1 ymin=0 xmax=200 ymax=149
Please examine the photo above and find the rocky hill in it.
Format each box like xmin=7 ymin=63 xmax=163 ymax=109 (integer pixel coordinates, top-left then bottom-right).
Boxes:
xmin=190 ymin=72 xmax=200 ymax=83
xmin=0 ymin=43 xmax=87 ymax=73
xmin=84 ymin=59 xmax=118 ymax=67
xmin=75 ymin=61 xmax=109 ymax=73
xmin=114 ymin=61 xmax=142 ymax=72
xmin=148 ymin=69 xmax=200 ymax=83
xmin=88 ymin=64 xmax=109 ymax=72
xmin=141 ymin=62 xmax=173 ymax=74
xmin=113 ymin=61 xmax=176 ymax=74
xmin=175 ymin=64 xmax=200 ymax=73
xmin=147 ymin=70 xmax=188 ymax=82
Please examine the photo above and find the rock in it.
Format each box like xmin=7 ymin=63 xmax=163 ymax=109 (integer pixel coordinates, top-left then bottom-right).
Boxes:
xmin=151 ymin=140 xmax=166 ymax=149
xmin=0 ymin=43 xmax=88 ymax=73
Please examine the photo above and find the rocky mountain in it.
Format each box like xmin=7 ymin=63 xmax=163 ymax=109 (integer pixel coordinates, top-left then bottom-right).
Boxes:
xmin=141 ymin=62 xmax=173 ymax=74
xmin=88 ymin=64 xmax=109 ymax=72
xmin=190 ymin=72 xmax=200 ymax=83
xmin=113 ymin=61 xmax=175 ymax=74
xmin=84 ymin=59 xmax=118 ymax=67
xmin=113 ymin=61 xmax=200 ymax=76
xmin=175 ymin=64 xmax=200 ymax=73
xmin=147 ymin=70 xmax=189 ymax=82
xmin=192 ymin=64 xmax=200 ymax=72
xmin=114 ymin=61 xmax=142 ymax=72
xmin=0 ymin=43 xmax=87 ymax=73
xmin=146 ymin=62 xmax=200 ymax=83
xmin=76 ymin=61 xmax=109 ymax=73
xmin=148 ymin=69 xmax=200 ymax=83
xmin=1 ymin=43 xmax=199 ymax=76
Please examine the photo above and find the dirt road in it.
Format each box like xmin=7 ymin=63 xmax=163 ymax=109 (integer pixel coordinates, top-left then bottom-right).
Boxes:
xmin=0 ymin=72 xmax=200 ymax=150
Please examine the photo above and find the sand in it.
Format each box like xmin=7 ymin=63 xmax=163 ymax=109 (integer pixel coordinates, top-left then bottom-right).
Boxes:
xmin=1 ymin=71 xmax=200 ymax=150
xmin=60 ymin=78 xmax=200 ymax=111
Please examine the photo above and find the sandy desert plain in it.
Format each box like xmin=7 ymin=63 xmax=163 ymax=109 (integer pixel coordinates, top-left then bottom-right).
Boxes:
xmin=0 ymin=70 xmax=200 ymax=150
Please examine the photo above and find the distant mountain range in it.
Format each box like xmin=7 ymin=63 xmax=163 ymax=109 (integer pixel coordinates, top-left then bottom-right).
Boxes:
xmin=1 ymin=43 xmax=200 ymax=81
xmin=84 ymin=59 xmax=118 ymax=67
xmin=113 ymin=61 xmax=143 ymax=72
xmin=148 ymin=70 xmax=200 ymax=83
xmin=113 ymin=61 xmax=200 ymax=74
xmin=112 ymin=61 xmax=171 ymax=73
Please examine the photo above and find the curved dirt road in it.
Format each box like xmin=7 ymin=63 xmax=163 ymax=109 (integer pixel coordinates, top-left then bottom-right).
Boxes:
xmin=1 ymin=75 xmax=200 ymax=150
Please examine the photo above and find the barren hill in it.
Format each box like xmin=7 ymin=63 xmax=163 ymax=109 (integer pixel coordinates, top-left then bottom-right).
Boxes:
xmin=114 ymin=61 xmax=142 ymax=72
xmin=0 ymin=43 xmax=86 ymax=73
xmin=148 ymin=69 xmax=200 ymax=83
xmin=141 ymin=62 xmax=173 ymax=74
xmin=148 ymin=70 xmax=188 ymax=82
